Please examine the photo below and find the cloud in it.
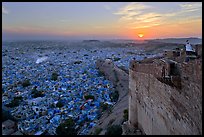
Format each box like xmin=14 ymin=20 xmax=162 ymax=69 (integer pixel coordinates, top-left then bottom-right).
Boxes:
xmin=129 ymin=23 xmax=160 ymax=29
xmin=114 ymin=2 xmax=150 ymax=17
xmin=2 ymin=6 xmax=9 ymax=14
xmin=136 ymin=13 xmax=162 ymax=22
xmin=114 ymin=3 xmax=162 ymax=28
xmin=164 ymin=3 xmax=202 ymax=23
xmin=180 ymin=2 xmax=202 ymax=12
xmin=114 ymin=3 xmax=160 ymax=28
xmin=113 ymin=2 xmax=202 ymax=29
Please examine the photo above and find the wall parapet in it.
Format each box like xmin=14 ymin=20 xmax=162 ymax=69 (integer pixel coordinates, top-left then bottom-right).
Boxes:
xmin=129 ymin=57 xmax=202 ymax=135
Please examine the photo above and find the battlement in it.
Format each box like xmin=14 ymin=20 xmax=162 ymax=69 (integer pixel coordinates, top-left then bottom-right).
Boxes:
xmin=128 ymin=57 xmax=202 ymax=135
xmin=130 ymin=58 xmax=182 ymax=89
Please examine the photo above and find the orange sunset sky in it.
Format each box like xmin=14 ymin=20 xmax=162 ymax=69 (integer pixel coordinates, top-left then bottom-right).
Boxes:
xmin=2 ymin=2 xmax=202 ymax=40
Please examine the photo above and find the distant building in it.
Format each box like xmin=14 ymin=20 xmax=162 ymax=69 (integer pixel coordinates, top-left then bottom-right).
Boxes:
xmin=185 ymin=40 xmax=197 ymax=61
xmin=11 ymin=131 xmax=24 ymax=135
xmin=2 ymin=119 xmax=16 ymax=135
xmin=185 ymin=40 xmax=195 ymax=52
xmin=34 ymin=130 xmax=44 ymax=135
xmin=164 ymin=49 xmax=181 ymax=58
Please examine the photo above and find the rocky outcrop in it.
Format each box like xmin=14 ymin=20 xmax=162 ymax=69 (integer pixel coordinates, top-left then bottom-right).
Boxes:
xmin=96 ymin=59 xmax=128 ymax=100
xmin=89 ymin=59 xmax=129 ymax=135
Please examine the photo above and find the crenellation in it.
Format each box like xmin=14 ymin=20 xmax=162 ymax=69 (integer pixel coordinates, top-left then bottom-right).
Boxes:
xmin=128 ymin=55 xmax=202 ymax=135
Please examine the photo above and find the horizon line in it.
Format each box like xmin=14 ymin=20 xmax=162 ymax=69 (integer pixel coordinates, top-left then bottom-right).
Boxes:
xmin=2 ymin=36 xmax=202 ymax=42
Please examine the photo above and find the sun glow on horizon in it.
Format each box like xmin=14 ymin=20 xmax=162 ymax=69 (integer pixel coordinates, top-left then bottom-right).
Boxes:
xmin=138 ymin=33 xmax=144 ymax=38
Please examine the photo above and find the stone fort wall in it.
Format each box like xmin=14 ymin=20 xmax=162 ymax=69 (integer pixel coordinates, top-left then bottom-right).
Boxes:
xmin=128 ymin=59 xmax=202 ymax=135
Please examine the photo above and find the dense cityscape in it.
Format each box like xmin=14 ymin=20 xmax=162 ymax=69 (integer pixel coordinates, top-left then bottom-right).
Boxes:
xmin=2 ymin=40 xmax=159 ymax=135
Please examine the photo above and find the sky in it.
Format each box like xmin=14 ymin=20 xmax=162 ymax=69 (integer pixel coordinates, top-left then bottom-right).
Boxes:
xmin=2 ymin=2 xmax=202 ymax=41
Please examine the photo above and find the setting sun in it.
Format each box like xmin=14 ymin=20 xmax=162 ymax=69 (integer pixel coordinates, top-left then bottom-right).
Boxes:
xmin=138 ymin=33 xmax=144 ymax=38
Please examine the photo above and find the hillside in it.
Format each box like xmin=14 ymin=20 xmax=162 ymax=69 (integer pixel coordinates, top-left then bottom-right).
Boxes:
xmin=148 ymin=37 xmax=202 ymax=45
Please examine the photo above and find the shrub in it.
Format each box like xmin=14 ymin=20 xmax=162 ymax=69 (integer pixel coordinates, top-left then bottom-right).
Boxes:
xmin=100 ymin=102 xmax=110 ymax=112
xmin=84 ymin=95 xmax=95 ymax=100
xmin=2 ymin=109 xmax=16 ymax=122
xmin=94 ymin=128 xmax=103 ymax=135
xmin=113 ymin=57 xmax=121 ymax=62
xmin=127 ymin=51 xmax=136 ymax=55
xmin=123 ymin=109 xmax=128 ymax=121
xmin=22 ymin=79 xmax=31 ymax=87
xmin=82 ymin=70 xmax=88 ymax=74
xmin=32 ymin=90 xmax=44 ymax=98
xmin=97 ymin=71 xmax=105 ymax=77
xmin=31 ymin=86 xmax=44 ymax=98
xmin=105 ymin=125 xmax=122 ymax=135
xmin=56 ymin=118 xmax=77 ymax=135
xmin=50 ymin=103 xmax=55 ymax=108
xmin=42 ymin=130 xmax=49 ymax=135
xmin=31 ymin=86 xmax=38 ymax=94
xmin=5 ymin=100 xmax=18 ymax=108
xmin=14 ymin=96 xmax=23 ymax=100
xmin=108 ymin=119 xmax=115 ymax=126
xmin=73 ymin=61 xmax=82 ymax=64
xmin=56 ymin=101 xmax=64 ymax=108
xmin=5 ymin=96 xmax=23 ymax=108
xmin=51 ymin=72 xmax=58 ymax=81
xmin=110 ymin=90 xmax=119 ymax=102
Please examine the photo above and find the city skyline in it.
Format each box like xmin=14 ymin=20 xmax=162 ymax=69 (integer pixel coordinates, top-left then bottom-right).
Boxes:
xmin=2 ymin=2 xmax=202 ymax=40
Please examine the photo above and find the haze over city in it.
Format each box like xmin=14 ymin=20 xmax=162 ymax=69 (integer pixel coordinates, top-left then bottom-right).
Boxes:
xmin=2 ymin=2 xmax=202 ymax=41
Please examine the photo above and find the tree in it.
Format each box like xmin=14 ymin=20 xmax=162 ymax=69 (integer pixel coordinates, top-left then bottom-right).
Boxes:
xmin=110 ymin=90 xmax=119 ymax=102
xmin=32 ymin=90 xmax=44 ymax=98
xmin=93 ymin=128 xmax=102 ymax=135
xmin=56 ymin=118 xmax=77 ymax=135
xmin=51 ymin=72 xmax=58 ymax=81
xmin=2 ymin=108 xmax=17 ymax=122
xmin=113 ymin=57 xmax=121 ymax=62
xmin=108 ymin=119 xmax=115 ymax=126
xmin=84 ymin=95 xmax=95 ymax=100
xmin=100 ymin=102 xmax=110 ymax=112
xmin=105 ymin=125 xmax=122 ymax=135
xmin=22 ymin=79 xmax=31 ymax=87
xmin=73 ymin=61 xmax=82 ymax=64
xmin=31 ymin=86 xmax=38 ymax=94
xmin=5 ymin=96 xmax=23 ymax=108
xmin=56 ymin=101 xmax=64 ymax=108
xmin=123 ymin=109 xmax=128 ymax=121
xmin=97 ymin=71 xmax=105 ymax=77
